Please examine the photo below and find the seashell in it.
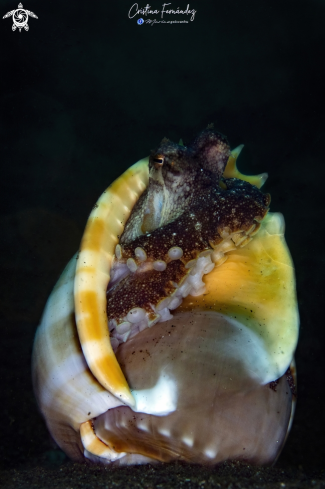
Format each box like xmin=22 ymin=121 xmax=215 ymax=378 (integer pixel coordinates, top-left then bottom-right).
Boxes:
xmin=32 ymin=128 xmax=299 ymax=465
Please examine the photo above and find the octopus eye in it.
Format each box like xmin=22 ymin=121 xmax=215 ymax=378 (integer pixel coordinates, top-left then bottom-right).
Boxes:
xmin=151 ymin=154 xmax=165 ymax=169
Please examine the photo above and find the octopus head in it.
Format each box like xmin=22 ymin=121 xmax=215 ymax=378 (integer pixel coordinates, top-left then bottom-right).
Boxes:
xmin=123 ymin=128 xmax=231 ymax=243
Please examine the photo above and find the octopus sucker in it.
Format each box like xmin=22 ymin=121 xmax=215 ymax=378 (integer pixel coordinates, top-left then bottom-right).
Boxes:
xmin=32 ymin=127 xmax=299 ymax=465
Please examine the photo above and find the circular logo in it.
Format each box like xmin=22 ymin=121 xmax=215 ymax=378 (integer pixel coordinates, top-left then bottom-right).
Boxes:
xmin=13 ymin=8 xmax=28 ymax=28
xmin=137 ymin=18 xmax=144 ymax=25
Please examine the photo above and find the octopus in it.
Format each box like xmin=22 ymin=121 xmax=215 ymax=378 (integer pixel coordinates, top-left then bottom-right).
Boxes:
xmin=107 ymin=129 xmax=270 ymax=348
xmin=32 ymin=127 xmax=299 ymax=466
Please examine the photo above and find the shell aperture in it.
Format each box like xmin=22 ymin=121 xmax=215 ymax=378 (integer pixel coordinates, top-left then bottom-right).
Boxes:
xmin=32 ymin=127 xmax=299 ymax=465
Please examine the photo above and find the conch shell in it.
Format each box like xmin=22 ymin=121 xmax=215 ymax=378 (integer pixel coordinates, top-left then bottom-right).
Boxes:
xmin=32 ymin=130 xmax=299 ymax=465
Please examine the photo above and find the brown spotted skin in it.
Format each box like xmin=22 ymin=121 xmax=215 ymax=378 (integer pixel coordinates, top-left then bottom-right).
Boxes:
xmin=107 ymin=178 xmax=270 ymax=323
xmin=121 ymin=178 xmax=270 ymax=261
xmin=107 ymin=261 xmax=188 ymax=323
xmin=120 ymin=129 xmax=231 ymax=244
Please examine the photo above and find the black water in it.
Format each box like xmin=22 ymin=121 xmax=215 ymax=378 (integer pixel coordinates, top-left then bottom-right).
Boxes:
xmin=1 ymin=0 xmax=324 ymax=487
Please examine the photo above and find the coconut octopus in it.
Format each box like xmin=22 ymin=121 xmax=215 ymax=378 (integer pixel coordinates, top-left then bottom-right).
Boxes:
xmin=32 ymin=127 xmax=299 ymax=466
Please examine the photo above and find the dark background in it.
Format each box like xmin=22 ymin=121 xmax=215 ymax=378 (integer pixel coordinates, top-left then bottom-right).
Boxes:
xmin=1 ymin=0 xmax=324 ymax=487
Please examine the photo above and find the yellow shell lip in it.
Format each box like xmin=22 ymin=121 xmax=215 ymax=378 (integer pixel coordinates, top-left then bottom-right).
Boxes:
xmin=223 ymin=145 xmax=268 ymax=188
xmin=179 ymin=211 xmax=299 ymax=381
xmin=74 ymin=145 xmax=299 ymax=406
xmin=74 ymin=158 xmax=149 ymax=407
